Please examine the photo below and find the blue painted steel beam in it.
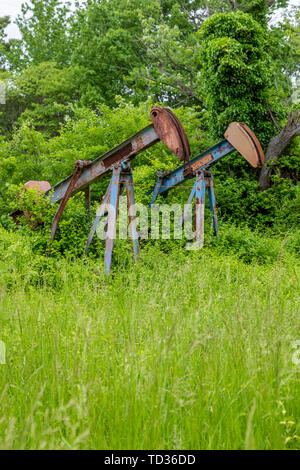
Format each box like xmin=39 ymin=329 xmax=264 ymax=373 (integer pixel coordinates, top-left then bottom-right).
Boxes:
xmin=150 ymin=139 xmax=234 ymax=202
xmin=207 ymin=170 xmax=218 ymax=236
xmin=46 ymin=124 xmax=159 ymax=204
xmin=104 ymin=166 xmax=121 ymax=275
xmin=84 ymin=161 xmax=140 ymax=274
xmin=124 ymin=172 xmax=139 ymax=262
xmin=194 ymin=171 xmax=206 ymax=248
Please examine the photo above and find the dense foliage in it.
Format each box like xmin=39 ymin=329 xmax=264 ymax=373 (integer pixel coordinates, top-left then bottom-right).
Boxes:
xmin=0 ymin=1 xmax=298 ymax=253
xmin=0 ymin=233 xmax=299 ymax=449
xmin=198 ymin=12 xmax=275 ymax=142
xmin=0 ymin=1 xmax=298 ymax=250
xmin=0 ymin=1 xmax=299 ymax=451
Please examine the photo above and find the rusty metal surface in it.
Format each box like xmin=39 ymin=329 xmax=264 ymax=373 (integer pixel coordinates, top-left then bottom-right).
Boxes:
xmin=9 ymin=209 xmax=23 ymax=224
xmin=150 ymin=106 xmax=191 ymax=162
xmin=50 ymin=160 xmax=91 ymax=241
xmin=224 ymin=122 xmax=264 ymax=168
xmin=85 ymin=179 xmax=112 ymax=254
xmin=182 ymin=169 xmax=218 ymax=249
xmin=194 ymin=171 xmax=205 ymax=248
xmin=45 ymin=109 xmax=190 ymax=207
xmin=190 ymin=153 xmax=213 ymax=172
xmin=9 ymin=181 xmax=51 ymax=224
xmin=46 ymin=125 xmax=159 ymax=204
xmin=23 ymin=181 xmax=51 ymax=193
xmin=149 ymin=139 xmax=235 ymax=204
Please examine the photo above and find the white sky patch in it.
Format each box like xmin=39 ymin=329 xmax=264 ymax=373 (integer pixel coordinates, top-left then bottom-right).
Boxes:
xmin=0 ymin=0 xmax=299 ymax=39
xmin=0 ymin=0 xmax=84 ymax=39
xmin=269 ymin=0 xmax=299 ymax=26
xmin=0 ymin=0 xmax=23 ymax=38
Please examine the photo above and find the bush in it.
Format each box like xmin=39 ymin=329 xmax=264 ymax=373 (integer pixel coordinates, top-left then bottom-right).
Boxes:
xmin=207 ymin=222 xmax=299 ymax=264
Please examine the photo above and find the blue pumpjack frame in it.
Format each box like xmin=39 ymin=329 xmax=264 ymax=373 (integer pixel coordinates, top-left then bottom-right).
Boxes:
xmin=85 ymin=161 xmax=139 ymax=275
xmin=149 ymin=139 xmax=234 ymax=247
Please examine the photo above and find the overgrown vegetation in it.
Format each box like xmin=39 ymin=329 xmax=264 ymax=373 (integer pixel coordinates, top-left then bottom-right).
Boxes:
xmin=0 ymin=231 xmax=299 ymax=449
xmin=0 ymin=0 xmax=299 ymax=450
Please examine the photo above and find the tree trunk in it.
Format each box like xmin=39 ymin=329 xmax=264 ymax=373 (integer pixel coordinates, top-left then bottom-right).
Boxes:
xmin=259 ymin=110 xmax=300 ymax=190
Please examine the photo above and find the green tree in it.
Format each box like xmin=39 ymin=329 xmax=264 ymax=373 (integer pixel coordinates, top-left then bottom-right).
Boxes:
xmin=8 ymin=0 xmax=293 ymax=109
xmin=12 ymin=0 xmax=72 ymax=69
xmin=0 ymin=62 xmax=83 ymax=136
xmin=198 ymin=11 xmax=274 ymax=142
xmin=0 ymin=16 xmax=21 ymax=71
xmin=269 ymin=6 xmax=300 ymax=97
xmin=1 ymin=0 xmax=298 ymax=191
xmin=197 ymin=11 xmax=300 ymax=190
xmin=69 ymin=0 xmax=161 ymax=106
xmin=0 ymin=16 xmax=10 ymax=71
xmin=126 ymin=1 xmax=290 ymax=107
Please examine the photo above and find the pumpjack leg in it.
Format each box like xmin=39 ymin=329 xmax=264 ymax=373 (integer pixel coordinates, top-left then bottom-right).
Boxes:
xmin=85 ymin=161 xmax=139 ymax=274
xmin=194 ymin=171 xmax=206 ymax=248
xmin=207 ymin=170 xmax=218 ymax=236
xmin=103 ymin=166 xmax=121 ymax=274
xmin=123 ymin=173 xmax=139 ymax=262
xmin=181 ymin=169 xmax=218 ymax=248
xmin=85 ymin=179 xmax=112 ymax=253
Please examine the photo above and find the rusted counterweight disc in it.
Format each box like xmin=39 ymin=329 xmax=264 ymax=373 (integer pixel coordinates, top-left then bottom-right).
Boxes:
xmin=9 ymin=180 xmax=51 ymax=225
xmin=224 ymin=122 xmax=265 ymax=168
xmin=23 ymin=181 xmax=51 ymax=193
xmin=150 ymin=106 xmax=191 ymax=162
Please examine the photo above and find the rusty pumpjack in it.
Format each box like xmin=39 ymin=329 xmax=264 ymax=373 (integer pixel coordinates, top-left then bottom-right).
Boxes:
xmin=11 ymin=107 xmax=264 ymax=274
xmin=148 ymin=121 xmax=265 ymax=248
xmin=11 ymin=107 xmax=191 ymax=274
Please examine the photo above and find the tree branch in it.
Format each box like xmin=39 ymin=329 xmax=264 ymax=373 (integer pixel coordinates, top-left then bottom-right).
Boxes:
xmin=267 ymin=107 xmax=281 ymax=132
xmin=259 ymin=110 xmax=300 ymax=190
xmin=157 ymin=61 xmax=202 ymax=103
xmin=228 ymin=0 xmax=237 ymax=10
xmin=135 ymin=71 xmax=202 ymax=104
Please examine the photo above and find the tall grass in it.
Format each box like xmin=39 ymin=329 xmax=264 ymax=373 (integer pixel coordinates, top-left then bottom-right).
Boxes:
xmin=0 ymin=241 xmax=299 ymax=449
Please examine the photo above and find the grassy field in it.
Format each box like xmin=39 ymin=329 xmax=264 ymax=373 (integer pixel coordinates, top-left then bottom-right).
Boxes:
xmin=0 ymin=232 xmax=299 ymax=450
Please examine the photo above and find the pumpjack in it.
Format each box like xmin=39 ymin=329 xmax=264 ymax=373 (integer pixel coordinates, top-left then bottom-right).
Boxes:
xmin=10 ymin=107 xmax=264 ymax=273
xmin=149 ymin=121 xmax=264 ymax=248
